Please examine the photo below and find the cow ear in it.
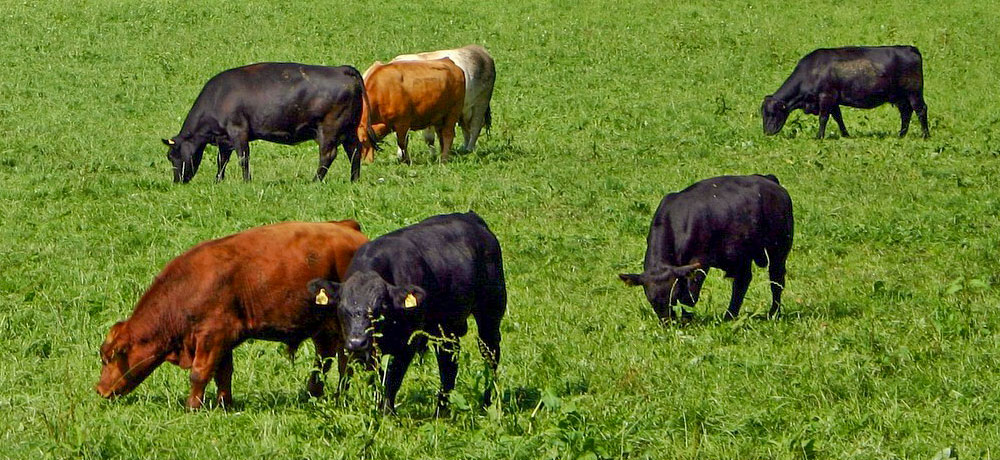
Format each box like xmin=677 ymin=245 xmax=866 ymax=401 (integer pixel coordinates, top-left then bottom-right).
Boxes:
xmin=161 ymin=138 xmax=176 ymax=146
xmin=390 ymin=285 xmax=426 ymax=311
xmin=307 ymin=278 xmax=341 ymax=306
xmin=619 ymin=273 xmax=644 ymax=287
xmin=329 ymin=219 xmax=362 ymax=232
xmin=102 ymin=321 xmax=131 ymax=357
xmin=672 ymin=263 xmax=703 ymax=279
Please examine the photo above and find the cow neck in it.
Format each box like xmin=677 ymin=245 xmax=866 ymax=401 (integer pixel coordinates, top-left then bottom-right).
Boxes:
xmin=126 ymin=284 xmax=185 ymax=351
xmin=772 ymin=75 xmax=807 ymax=111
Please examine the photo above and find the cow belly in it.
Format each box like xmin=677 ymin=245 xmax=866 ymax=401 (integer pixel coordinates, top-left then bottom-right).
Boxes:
xmin=253 ymin=128 xmax=315 ymax=145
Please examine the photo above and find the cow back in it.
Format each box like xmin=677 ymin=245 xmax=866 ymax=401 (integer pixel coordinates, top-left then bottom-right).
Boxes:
xmin=363 ymin=59 xmax=466 ymax=128
xmin=646 ymin=175 xmax=792 ymax=272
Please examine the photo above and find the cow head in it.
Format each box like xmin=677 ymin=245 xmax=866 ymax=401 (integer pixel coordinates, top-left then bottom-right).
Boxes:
xmin=619 ymin=262 xmax=704 ymax=321
xmin=95 ymin=321 xmax=164 ymax=399
xmin=162 ymin=137 xmax=204 ymax=183
xmin=308 ymin=272 xmax=425 ymax=356
xmin=761 ymin=96 xmax=790 ymax=135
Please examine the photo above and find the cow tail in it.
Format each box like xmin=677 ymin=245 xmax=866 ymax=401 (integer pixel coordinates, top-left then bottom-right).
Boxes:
xmin=360 ymin=85 xmax=382 ymax=152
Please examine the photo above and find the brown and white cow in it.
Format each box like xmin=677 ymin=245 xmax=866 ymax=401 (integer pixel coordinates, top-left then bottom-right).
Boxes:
xmin=388 ymin=45 xmax=496 ymax=153
xmin=358 ymin=58 xmax=465 ymax=164
xmin=95 ymin=220 xmax=368 ymax=409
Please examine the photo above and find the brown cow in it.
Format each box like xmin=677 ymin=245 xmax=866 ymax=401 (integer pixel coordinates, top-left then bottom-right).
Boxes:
xmin=95 ymin=220 xmax=368 ymax=409
xmin=358 ymin=58 xmax=465 ymax=164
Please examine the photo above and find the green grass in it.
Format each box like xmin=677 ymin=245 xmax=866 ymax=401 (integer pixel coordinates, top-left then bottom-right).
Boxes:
xmin=2 ymin=0 xmax=999 ymax=458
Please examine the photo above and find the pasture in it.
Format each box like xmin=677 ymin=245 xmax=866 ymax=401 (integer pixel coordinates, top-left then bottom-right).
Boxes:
xmin=1 ymin=0 xmax=998 ymax=458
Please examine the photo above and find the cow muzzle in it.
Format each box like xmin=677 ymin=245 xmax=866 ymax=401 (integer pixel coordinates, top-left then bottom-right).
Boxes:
xmin=346 ymin=337 xmax=371 ymax=353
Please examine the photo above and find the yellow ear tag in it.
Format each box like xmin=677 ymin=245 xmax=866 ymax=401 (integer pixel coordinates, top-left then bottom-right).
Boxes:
xmin=315 ymin=289 xmax=330 ymax=306
xmin=404 ymin=293 xmax=418 ymax=309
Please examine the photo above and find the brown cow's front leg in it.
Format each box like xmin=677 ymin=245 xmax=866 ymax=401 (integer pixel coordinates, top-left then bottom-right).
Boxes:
xmin=187 ymin=337 xmax=227 ymax=409
xmin=395 ymin=127 xmax=411 ymax=164
xmin=214 ymin=351 xmax=234 ymax=408
xmin=307 ymin=331 xmax=342 ymax=398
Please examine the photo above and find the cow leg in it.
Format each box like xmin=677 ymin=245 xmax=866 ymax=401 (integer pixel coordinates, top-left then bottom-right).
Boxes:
xmin=434 ymin=339 xmax=460 ymax=417
xmin=438 ymin=123 xmax=457 ymax=163
xmin=344 ymin=135 xmax=362 ymax=182
xmin=458 ymin=113 xmax=472 ymax=152
xmin=464 ymin=107 xmax=488 ymax=152
xmin=216 ymin=145 xmax=233 ymax=182
xmin=213 ymin=350 xmax=233 ymax=408
xmin=474 ymin=315 xmax=502 ymax=407
xmin=395 ymin=128 xmax=411 ymax=165
xmin=336 ymin=351 xmax=352 ymax=396
xmin=897 ymin=100 xmax=913 ymax=137
xmin=831 ymin=106 xmax=849 ymax=137
xmin=226 ymin=123 xmax=252 ymax=182
xmin=724 ymin=269 xmax=752 ymax=320
xmin=307 ymin=331 xmax=342 ymax=398
xmin=815 ymin=95 xmax=837 ymax=139
xmin=422 ymin=128 xmax=435 ymax=151
xmin=187 ymin=337 xmax=228 ymax=409
xmin=767 ymin=256 xmax=787 ymax=319
xmin=910 ymin=93 xmax=930 ymax=138
xmin=380 ymin=347 xmax=416 ymax=414
xmin=314 ymin=129 xmax=339 ymax=182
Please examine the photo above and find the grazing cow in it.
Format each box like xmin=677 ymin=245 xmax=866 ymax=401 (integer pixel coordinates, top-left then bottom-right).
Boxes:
xmin=389 ymin=45 xmax=496 ymax=152
xmin=162 ymin=62 xmax=377 ymax=183
xmin=307 ymin=212 xmax=506 ymax=415
xmin=358 ymin=59 xmax=466 ymax=164
xmin=619 ymin=175 xmax=793 ymax=321
xmin=762 ymin=46 xmax=928 ymax=139
xmin=96 ymin=221 xmax=369 ymax=409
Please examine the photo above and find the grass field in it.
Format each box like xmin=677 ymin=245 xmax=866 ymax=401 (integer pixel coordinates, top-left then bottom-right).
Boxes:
xmin=2 ymin=0 xmax=999 ymax=458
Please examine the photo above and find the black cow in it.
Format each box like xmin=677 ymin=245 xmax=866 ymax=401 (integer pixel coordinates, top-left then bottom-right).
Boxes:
xmin=307 ymin=211 xmax=506 ymax=415
xmin=162 ymin=62 xmax=378 ymax=183
xmin=762 ymin=46 xmax=928 ymax=139
xmin=619 ymin=175 xmax=793 ymax=321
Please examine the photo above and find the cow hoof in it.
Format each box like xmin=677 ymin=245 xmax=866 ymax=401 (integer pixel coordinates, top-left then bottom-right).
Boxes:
xmin=186 ymin=396 xmax=205 ymax=410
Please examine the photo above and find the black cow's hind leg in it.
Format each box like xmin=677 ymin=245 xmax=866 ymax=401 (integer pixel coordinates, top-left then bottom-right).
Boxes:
xmin=767 ymin=256 xmax=787 ymax=319
xmin=344 ymin=135 xmax=361 ymax=182
xmin=314 ymin=128 xmax=339 ymax=182
xmin=910 ymin=93 xmax=929 ymax=138
xmin=724 ymin=269 xmax=752 ymax=320
xmin=831 ymin=106 xmax=849 ymax=137
xmin=216 ymin=145 xmax=233 ymax=182
xmin=226 ymin=123 xmax=251 ymax=182
xmin=815 ymin=95 xmax=837 ymax=139
xmin=475 ymin=321 xmax=502 ymax=407
xmin=434 ymin=339 xmax=460 ymax=417
xmin=897 ymin=100 xmax=913 ymax=137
